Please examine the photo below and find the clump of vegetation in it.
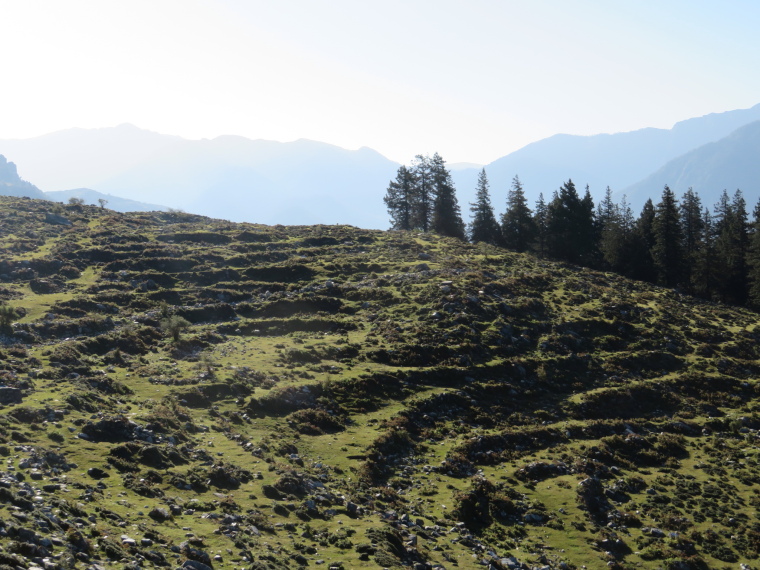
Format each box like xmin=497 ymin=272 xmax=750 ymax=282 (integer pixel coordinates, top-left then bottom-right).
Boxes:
xmin=161 ymin=314 xmax=190 ymax=341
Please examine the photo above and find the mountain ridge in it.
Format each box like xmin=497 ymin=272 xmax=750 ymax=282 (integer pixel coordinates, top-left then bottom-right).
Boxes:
xmin=623 ymin=119 xmax=760 ymax=205
xmin=452 ymin=102 xmax=760 ymax=209
xmin=1 ymin=102 xmax=760 ymax=226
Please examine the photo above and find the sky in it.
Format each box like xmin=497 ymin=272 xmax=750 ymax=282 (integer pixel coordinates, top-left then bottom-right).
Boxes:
xmin=2 ymin=0 xmax=760 ymax=165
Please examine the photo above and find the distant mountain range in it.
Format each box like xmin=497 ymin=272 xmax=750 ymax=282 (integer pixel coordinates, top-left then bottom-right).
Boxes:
xmin=0 ymin=154 xmax=165 ymax=213
xmin=44 ymin=189 xmax=167 ymax=212
xmin=451 ymin=103 xmax=760 ymax=211
xmin=623 ymin=120 xmax=760 ymax=206
xmin=0 ymin=125 xmax=399 ymax=228
xmin=1 ymin=104 xmax=759 ymax=226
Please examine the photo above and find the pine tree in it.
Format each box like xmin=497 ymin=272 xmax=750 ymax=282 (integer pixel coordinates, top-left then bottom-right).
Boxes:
xmin=629 ymin=199 xmax=656 ymax=282
xmin=597 ymin=186 xmax=618 ymax=231
xmin=714 ymin=189 xmax=749 ymax=304
xmin=411 ymin=154 xmax=434 ymax=232
xmin=545 ymin=179 xmax=594 ymax=264
xmin=500 ymin=175 xmax=536 ymax=252
xmin=651 ymin=185 xmax=683 ymax=287
xmin=534 ymin=193 xmax=548 ymax=257
xmin=581 ymin=185 xmax=599 ymax=265
xmin=693 ymin=207 xmax=718 ymax=299
xmin=616 ymin=195 xmax=641 ymax=278
xmin=747 ymin=198 xmax=760 ymax=308
xmin=384 ymin=165 xmax=416 ymax=230
xmin=679 ymin=188 xmax=704 ymax=293
xmin=598 ymin=188 xmax=624 ymax=270
xmin=468 ymin=169 xmax=500 ymax=245
xmin=430 ymin=153 xmax=465 ymax=239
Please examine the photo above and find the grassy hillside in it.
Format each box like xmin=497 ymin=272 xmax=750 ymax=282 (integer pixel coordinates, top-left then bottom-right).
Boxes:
xmin=1 ymin=196 xmax=760 ymax=570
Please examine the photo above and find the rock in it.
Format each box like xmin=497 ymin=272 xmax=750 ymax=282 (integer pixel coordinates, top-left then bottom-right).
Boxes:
xmin=0 ymin=387 xmax=23 ymax=404
xmin=30 ymin=278 xmax=62 ymax=294
xmin=180 ymin=542 xmax=212 ymax=567
xmin=87 ymin=467 xmax=109 ymax=479
xmin=182 ymin=561 xmax=212 ymax=570
xmin=149 ymin=507 xmax=173 ymax=522
xmin=44 ymin=212 xmax=72 ymax=226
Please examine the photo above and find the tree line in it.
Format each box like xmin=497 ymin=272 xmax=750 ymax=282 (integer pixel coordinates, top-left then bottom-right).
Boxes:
xmin=384 ymin=154 xmax=760 ymax=309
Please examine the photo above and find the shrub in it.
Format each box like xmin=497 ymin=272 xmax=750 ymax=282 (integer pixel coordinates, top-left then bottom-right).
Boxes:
xmin=161 ymin=315 xmax=190 ymax=341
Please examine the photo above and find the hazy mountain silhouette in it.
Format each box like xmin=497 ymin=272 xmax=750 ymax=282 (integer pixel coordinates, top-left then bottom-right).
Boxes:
xmin=0 ymin=155 xmax=45 ymax=199
xmin=1 ymin=104 xmax=759 ymax=228
xmin=45 ymin=188 xmax=167 ymax=212
xmin=451 ymin=103 xmax=760 ymax=211
xmin=0 ymin=125 xmax=399 ymax=228
xmin=623 ymin=120 xmax=760 ymax=208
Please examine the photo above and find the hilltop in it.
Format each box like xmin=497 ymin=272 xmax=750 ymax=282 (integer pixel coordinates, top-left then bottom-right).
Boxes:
xmin=1 ymin=197 xmax=760 ymax=569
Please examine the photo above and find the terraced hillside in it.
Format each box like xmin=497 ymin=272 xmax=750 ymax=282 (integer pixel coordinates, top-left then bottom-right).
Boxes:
xmin=1 ymin=196 xmax=760 ymax=570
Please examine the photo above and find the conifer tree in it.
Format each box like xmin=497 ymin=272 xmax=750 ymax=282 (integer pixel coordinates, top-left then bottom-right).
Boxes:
xmin=630 ymin=199 xmax=657 ymax=282
xmin=534 ymin=193 xmax=548 ymax=258
xmin=430 ymin=153 xmax=465 ymax=239
xmin=714 ymin=189 xmax=749 ymax=304
xmin=598 ymin=188 xmax=624 ymax=270
xmin=679 ymin=188 xmax=704 ymax=293
xmin=468 ymin=169 xmax=500 ymax=245
xmin=693 ymin=207 xmax=718 ymax=299
xmin=747 ymin=198 xmax=760 ymax=308
xmin=581 ymin=185 xmax=599 ymax=265
xmin=597 ymin=186 xmax=618 ymax=231
xmin=651 ymin=185 xmax=683 ymax=287
xmin=500 ymin=175 xmax=536 ymax=252
xmin=546 ymin=179 xmax=594 ymax=264
xmin=411 ymin=154 xmax=434 ymax=232
xmin=384 ymin=165 xmax=416 ymax=230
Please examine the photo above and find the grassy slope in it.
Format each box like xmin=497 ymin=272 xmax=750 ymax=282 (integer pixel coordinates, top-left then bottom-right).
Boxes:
xmin=0 ymin=196 xmax=759 ymax=570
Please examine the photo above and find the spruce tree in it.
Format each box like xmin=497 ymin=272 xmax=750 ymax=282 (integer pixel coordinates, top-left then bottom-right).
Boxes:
xmin=630 ymin=199 xmax=656 ymax=282
xmin=581 ymin=185 xmax=599 ymax=265
xmin=384 ymin=165 xmax=416 ymax=230
xmin=546 ymin=179 xmax=594 ymax=264
xmin=714 ymin=189 xmax=749 ymax=304
xmin=679 ymin=188 xmax=704 ymax=293
xmin=430 ymin=153 xmax=465 ymax=239
xmin=616 ymin=195 xmax=641 ymax=278
xmin=468 ymin=169 xmax=500 ymax=245
xmin=500 ymin=175 xmax=536 ymax=252
xmin=651 ymin=185 xmax=683 ymax=287
xmin=598 ymin=188 xmax=624 ymax=270
xmin=411 ymin=154 xmax=434 ymax=232
xmin=747 ymin=198 xmax=760 ymax=308
xmin=534 ymin=193 xmax=548 ymax=258
xmin=692 ymin=207 xmax=718 ymax=299
xmin=597 ymin=186 xmax=618 ymax=231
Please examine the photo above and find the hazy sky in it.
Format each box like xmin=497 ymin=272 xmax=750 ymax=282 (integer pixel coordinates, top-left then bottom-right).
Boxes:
xmin=2 ymin=0 xmax=759 ymax=164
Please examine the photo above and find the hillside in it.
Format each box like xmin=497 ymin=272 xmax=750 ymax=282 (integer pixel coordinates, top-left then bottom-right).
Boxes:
xmin=1 ymin=197 xmax=760 ymax=569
